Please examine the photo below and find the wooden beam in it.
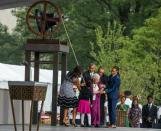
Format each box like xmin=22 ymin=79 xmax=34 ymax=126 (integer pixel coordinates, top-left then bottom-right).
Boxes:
xmin=25 ymin=51 xmax=31 ymax=81
xmin=60 ymin=53 xmax=67 ymax=125
xmin=26 ymin=44 xmax=69 ymax=53
xmin=26 ymin=39 xmax=69 ymax=53
xmin=32 ymin=52 xmax=40 ymax=124
xmin=51 ymin=52 xmax=59 ymax=126
xmin=27 ymin=39 xmax=67 ymax=45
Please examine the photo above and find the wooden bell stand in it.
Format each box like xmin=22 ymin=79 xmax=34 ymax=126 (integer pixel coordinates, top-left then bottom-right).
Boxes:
xmin=25 ymin=39 xmax=69 ymax=126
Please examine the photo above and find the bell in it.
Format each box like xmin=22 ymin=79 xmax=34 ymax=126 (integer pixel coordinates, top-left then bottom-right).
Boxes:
xmin=35 ymin=9 xmax=60 ymax=32
xmin=35 ymin=9 xmax=41 ymax=32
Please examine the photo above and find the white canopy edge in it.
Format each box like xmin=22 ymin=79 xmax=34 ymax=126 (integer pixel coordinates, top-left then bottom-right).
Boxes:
xmin=0 ymin=63 xmax=62 ymax=89
xmin=0 ymin=62 xmax=66 ymax=111
xmin=0 ymin=0 xmax=45 ymax=10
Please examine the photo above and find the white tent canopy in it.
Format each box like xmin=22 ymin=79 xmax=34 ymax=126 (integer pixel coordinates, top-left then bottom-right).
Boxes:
xmin=0 ymin=63 xmax=63 ymax=111
xmin=0 ymin=0 xmax=41 ymax=10
xmin=0 ymin=63 xmax=62 ymax=85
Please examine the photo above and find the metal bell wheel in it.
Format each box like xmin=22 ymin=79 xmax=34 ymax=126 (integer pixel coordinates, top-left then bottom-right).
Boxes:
xmin=26 ymin=0 xmax=62 ymax=38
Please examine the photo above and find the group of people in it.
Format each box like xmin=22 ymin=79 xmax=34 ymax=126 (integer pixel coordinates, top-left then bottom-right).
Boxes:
xmin=116 ymin=92 xmax=158 ymax=128
xmin=58 ymin=63 xmax=120 ymax=128
xmin=57 ymin=63 xmax=159 ymax=128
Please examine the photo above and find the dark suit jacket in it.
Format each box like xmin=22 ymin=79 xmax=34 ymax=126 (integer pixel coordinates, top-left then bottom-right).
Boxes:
xmin=105 ymin=74 xmax=120 ymax=99
xmin=142 ymin=104 xmax=158 ymax=123
xmin=100 ymin=74 xmax=109 ymax=85
xmin=83 ymin=71 xmax=93 ymax=87
xmin=100 ymin=74 xmax=108 ymax=101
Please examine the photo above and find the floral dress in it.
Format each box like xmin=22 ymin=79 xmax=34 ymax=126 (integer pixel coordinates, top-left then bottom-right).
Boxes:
xmin=58 ymin=72 xmax=78 ymax=108
xmin=128 ymin=107 xmax=142 ymax=127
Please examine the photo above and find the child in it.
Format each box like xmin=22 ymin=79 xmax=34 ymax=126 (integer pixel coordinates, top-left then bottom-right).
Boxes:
xmin=77 ymin=86 xmax=92 ymax=127
xmin=116 ymin=96 xmax=130 ymax=127
xmin=128 ymin=97 xmax=142 ymax=128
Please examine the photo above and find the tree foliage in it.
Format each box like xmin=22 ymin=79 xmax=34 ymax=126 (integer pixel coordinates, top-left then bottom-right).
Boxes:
xmin=0 ymin=23 xmax=23 ymax=64
xmin=90 ymin=9 xmax=161 ymax=104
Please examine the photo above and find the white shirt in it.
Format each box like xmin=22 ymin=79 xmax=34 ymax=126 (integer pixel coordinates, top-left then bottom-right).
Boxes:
xmin=125 ymin=98 xmax=132 ymax=108
xmin=117 ymin=98 xmax=132 ymax=107
xmin=148 ymin=103 xmax=153 ymax=110
xmin=139 ymin=104 xmax=143 ymax=123
xmin=90 ymin=72 xmax=94 ymax=77
xmin=104 ymin=101 xmax=109 ymax=122
xmin=93 ymin=84 xmax=99 ymax=100
xmin=157 ymin=107 xmax=161 ymax=119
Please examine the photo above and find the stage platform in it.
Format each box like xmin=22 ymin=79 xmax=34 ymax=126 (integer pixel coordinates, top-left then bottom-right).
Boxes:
xmin=0 ymin=125 xmax=160 ymax=131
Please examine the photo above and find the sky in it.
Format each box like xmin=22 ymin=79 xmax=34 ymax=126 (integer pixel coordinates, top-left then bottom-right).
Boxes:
xmin=0 ymin=8 xmax=17 ymax=33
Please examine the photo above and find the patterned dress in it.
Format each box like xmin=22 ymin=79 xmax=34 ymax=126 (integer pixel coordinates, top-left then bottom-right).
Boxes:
xmin=116 ymin=104 xmax=130 ymax=127
xmin=128 ymin=107 xmax=142 ymax=127
xmin=58 ymin=72 xmax=78 ymax=108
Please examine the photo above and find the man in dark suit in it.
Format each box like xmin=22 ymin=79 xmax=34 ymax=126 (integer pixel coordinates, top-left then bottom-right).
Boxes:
xmin=103 ymin=66 xmax=121 ymax=128
xmin=142 ymin=95 xmax=158 ymax=128
xmin=98 ymin=67 xmax=108 ymax=126
xmin=83 ymin=63 xmax=96 ymax=87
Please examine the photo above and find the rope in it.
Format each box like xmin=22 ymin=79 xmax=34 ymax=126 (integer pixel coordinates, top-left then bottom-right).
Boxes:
xmin=61 ymin=17 xmax=79 ymax=66
xmin=61 ymin=16 xmax=88 ymax=85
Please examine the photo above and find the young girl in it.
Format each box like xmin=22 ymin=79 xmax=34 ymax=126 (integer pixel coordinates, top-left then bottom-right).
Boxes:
xmin=77 ymin=86 xmax=92 ymax=127
xmin=128 ymin=97 xmax=142 ymax=128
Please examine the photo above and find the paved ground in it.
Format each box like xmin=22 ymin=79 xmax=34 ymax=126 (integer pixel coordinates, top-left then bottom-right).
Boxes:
xmin=0 ymin=125 xmax=160 ymax=131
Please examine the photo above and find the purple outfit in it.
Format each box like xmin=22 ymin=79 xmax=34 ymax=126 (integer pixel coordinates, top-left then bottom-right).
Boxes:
xmin=91 ymin=83 xmax=101 ymax=126
xmin=77 ymin=100 xmax=91 ymax=113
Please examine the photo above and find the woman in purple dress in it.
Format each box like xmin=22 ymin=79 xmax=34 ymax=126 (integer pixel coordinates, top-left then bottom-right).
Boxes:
xmin=91 ymin=73 xmax=105 ymax=127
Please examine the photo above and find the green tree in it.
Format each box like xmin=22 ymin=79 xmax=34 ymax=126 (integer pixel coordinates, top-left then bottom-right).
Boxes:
xmin=0 ymin=23 xmax=23 ymax=64
xmin=90 ymin=8 xmax=161 ymax=104
xmin=130 ymin=8 xmax=161 ymax=103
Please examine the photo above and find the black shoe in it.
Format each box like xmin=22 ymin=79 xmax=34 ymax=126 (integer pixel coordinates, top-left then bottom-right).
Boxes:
xmin=99 ymin=125 xmax=104 ymax=128
xmin=95 ymin=125 xmax=100 ymax=128
xmin=87 ymin=125 xmax=92 ymax=127
xmin=81 ymin=124 xmax=84 ymax=127
xmin=84 ymin=124 xmax=89 ymax=127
